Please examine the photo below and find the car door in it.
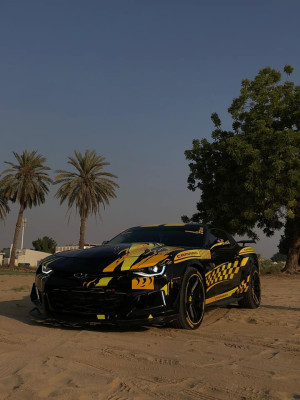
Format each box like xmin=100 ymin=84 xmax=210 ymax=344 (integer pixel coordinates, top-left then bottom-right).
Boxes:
xmin=205 ymin=228 xmax=241 ymax=299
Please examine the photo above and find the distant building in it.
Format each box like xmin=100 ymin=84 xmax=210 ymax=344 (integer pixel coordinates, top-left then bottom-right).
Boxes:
xmin=55 ymin=243 xmax=99 ymax=253
xmin=2 ymin=248 xmax=52 ymax=267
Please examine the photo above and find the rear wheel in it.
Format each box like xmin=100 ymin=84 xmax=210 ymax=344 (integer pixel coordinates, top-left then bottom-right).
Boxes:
xmin=177 ymin=267 xmax=205 ymax=330
xmin=238 ymin=267 xmax=261 ymax=308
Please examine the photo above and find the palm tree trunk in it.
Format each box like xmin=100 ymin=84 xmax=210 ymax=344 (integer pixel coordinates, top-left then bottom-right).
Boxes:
xmin=282 ymin=203 xmax=300 ymax=274
xmin=79 ymin=216 xmax=86 ymax=249
xmin=9 ymin=204 xmax=25 ymax=268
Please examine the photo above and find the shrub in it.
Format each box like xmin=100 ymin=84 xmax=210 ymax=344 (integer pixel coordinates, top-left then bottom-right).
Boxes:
xmin=259 ymin=259 xmax=284 ymax=274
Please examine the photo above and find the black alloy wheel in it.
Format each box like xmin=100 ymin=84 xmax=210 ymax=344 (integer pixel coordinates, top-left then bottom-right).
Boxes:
xmin=177 ymin=267 xmax=205 ymax=330
xmin=239 ymin=267 xmax=261 ymax=309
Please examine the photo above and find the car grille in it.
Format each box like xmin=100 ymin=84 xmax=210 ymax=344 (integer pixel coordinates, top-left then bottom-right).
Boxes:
xmin=46 ymin=288 xmax=132 ymax=316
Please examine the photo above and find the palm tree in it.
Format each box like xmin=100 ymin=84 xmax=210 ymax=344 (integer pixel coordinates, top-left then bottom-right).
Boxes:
xmin=0 ymin=150 xmax=52 ymax=267
xmin=55 ymin=150 xmax=119 ymax=249
xmin=0 ymin=192 xmax=10 ymax=220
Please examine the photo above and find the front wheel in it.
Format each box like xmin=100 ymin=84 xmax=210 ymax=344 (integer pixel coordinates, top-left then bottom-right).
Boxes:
xmin=238 ymin=267 xmax=261 ymax=309
xmin=177 ymin=267 xmax=205 ymax=330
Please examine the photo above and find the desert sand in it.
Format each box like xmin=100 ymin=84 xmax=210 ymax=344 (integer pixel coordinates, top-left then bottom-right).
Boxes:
xmin=0 ymin=272 xmax=299 ymax=400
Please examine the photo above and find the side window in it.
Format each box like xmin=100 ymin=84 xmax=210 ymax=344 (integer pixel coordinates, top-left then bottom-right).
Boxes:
xmin=209 ymin=229 xmax=236 ymax=246
xmin=206 ymin=231 xmax=217 ymax=247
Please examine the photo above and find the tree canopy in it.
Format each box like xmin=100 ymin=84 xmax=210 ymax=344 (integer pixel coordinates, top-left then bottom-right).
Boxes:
xmin=32 ymin=236 xmax=57 ymax=254
xmin=0 ymin=150 xmax=52 ymax=267
xmin=271 ymin=252 xmax=287 ymax=263
xmin=55 ymin=150 xmax=119 ymax=249
xmin=184 ymin=66 xmax=300 ymax=273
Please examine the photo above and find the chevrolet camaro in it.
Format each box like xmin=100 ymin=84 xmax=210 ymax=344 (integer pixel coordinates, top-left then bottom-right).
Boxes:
xmin=30 ymin=224 xmax=261 ymax=329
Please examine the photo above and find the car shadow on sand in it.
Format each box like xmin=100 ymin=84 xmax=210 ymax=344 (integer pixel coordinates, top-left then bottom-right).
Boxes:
xmin=0 ymin=295 xmax=150 ymax=333
xmin=260 ymin=304 xmax=300 ymax=312
xmin=226 ymin=303 xmax=300 ymax=312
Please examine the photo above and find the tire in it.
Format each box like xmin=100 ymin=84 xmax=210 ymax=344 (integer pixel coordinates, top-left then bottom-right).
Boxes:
xmin=177 ymin=267 xmax=205 ymax=330
xmin=238 ymin=267 xmax=261 ymax=309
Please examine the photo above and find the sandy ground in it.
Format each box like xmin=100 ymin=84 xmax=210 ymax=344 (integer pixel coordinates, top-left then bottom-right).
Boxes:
xmin=0 ymin=273 xmax=299 ymax=400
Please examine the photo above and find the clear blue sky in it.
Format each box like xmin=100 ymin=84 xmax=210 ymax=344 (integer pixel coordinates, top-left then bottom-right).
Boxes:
xmin=1 ymin=0 xmax=299 ymax=257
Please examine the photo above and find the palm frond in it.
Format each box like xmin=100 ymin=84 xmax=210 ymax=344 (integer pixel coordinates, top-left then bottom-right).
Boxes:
xmin=0 ymin=150 xmax=52 ymax=209
xmin=55 ymin=150 xmax=119 ymax=219
xmin=0 ymin=194 xmax=9 ymax=220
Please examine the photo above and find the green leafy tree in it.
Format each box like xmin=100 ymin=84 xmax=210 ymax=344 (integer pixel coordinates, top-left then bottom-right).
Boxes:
xmin=184 ymin=66 xmax=300 ymax=273
xmin=270 ymin=252 xmax=287 ymax=262
xmin=0 ymin=191 xmax=10 ymax=220
xmin=32 ymin=236 xmax=57 ymax=254
xmin=55 ymin=150 xmax=119 ymax=249
xmin=0 ymin=150 xmax=52 ymax=267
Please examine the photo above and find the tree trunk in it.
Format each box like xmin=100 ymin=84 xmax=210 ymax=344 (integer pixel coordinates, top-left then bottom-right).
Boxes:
xmin=79 ymin=216 xmax=86 ymax=249
xmin=282 ymin=204 xmax=300 ymax=274
xmin=9 ymin=204 xmax=25 ymax=268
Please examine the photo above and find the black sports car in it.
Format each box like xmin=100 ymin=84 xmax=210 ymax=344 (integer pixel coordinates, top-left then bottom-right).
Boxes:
xmin=30 ymin=224 xmax=261 ymax=330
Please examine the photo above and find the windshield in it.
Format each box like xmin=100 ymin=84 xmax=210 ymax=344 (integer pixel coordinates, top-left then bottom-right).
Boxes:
xmin=108 ymin=225 xmax=206 ymax=248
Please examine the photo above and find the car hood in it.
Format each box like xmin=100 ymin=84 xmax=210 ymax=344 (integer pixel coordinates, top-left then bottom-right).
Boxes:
xmin=40 ymin=243 xmax=184 ymax=274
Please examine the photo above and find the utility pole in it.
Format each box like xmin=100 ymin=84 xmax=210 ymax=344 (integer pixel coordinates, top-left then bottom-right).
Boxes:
xmin=21 ymin=217 xmax=27 ymax=250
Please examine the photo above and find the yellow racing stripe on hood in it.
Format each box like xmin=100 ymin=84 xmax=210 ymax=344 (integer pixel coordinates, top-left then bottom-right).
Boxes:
xmin=130 ymin=251 xmax=171 ymax=270
xmin=103 ymin=243 xmax=159 ymax=272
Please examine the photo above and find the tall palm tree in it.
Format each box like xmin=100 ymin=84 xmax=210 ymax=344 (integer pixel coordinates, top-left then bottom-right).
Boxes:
xmin=0 ymin=150 xmax=52 ymax=267
xmin=55 ymin=150 xmax=119 ymax=249
xmin=0 ymin=192 xmax=10 ymax=220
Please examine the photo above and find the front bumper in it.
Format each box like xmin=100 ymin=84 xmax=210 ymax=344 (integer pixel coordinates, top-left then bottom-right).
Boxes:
xmin=30 ymin=276 xmax=178 ymax=326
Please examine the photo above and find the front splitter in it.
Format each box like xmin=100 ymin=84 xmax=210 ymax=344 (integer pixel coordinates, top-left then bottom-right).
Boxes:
xmin=29 ymin=307 xmax=177 ymax=327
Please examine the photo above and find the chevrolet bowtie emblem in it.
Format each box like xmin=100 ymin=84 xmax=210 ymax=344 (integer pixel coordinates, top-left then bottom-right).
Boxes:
xmin=74 ymin=273 xmax=89 ymax=279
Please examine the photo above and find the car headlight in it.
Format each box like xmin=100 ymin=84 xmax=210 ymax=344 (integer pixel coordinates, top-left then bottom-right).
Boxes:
xmin=41 ymin=264 xmax=53 ymax=275
xmin=133 ymin=265 xmax=166 ymax=277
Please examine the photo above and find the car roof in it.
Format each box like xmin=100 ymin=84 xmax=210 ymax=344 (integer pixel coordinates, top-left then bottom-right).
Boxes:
xmin=132 ymin=223 xmax=207 ymax=229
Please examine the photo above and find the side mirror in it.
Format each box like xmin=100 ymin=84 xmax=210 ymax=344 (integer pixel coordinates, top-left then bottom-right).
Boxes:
xmin=102 ymin=240 xmax=109 ymax=245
